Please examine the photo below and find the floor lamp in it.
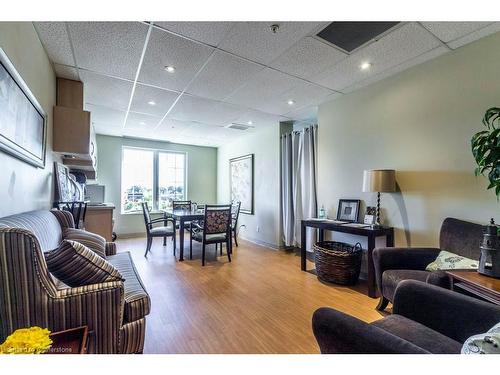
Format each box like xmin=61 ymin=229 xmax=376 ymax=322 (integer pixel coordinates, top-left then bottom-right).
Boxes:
xmin=362 ymin=169 xmax=396 ymax=228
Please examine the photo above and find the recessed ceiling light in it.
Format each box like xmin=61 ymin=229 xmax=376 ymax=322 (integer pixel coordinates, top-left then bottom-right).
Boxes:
xmin=287 ymin=100 xmax=295 ymax=106
xmin=148 ymin=100 xmax=156 ymax=106
xmin=247 ymin=121 xmax=253 ymax=125
xmin=360 ymin=62 xmax=372 ymax=71
xmin=164 ymin=66 xmax=175 ymax=73
xmin=139 ymin=121 xmax=146 ymax=126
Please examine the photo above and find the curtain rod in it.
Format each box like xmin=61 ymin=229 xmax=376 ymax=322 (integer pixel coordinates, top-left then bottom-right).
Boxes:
xmin=280 ymin=124 xmax=318 ymax=137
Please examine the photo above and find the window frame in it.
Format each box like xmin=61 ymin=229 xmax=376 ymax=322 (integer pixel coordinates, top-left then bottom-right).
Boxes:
xmin=121 ymin=146 xmax=188 ymax=214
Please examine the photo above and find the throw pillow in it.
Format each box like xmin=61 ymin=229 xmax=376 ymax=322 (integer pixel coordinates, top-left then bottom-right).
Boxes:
xmin=45 ymin=240 xmax=124 ymax=287
xmin=425 ymin=250 xmax=478 ymax=271
xmin=462 ymin=322 xmax=500 ymax=354
xmin=63 ymin=228 xmax=106 ymax=258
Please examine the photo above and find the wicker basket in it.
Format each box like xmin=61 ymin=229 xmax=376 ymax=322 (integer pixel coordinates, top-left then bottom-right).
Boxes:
xmin=313 ymin=241 xmax=363 ymax=285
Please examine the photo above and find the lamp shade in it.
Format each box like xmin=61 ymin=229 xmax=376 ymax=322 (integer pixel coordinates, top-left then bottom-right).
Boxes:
xmin=362 ymin=169 xmax=396 ymax=193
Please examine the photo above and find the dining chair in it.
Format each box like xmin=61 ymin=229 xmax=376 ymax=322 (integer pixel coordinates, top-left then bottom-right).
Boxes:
xmin=141 ymin=202 xmax=176 ymax=257
xmin=172 ymin=200 xmax=193 ymax=230
xmin=189 ymin=204 xmax=232 ymax=266
xmin=231 ymin=201 xmax=241 ymax=247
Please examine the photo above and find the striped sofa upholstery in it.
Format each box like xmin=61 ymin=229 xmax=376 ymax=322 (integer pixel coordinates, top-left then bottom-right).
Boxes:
xmin=0 ymin=209 xmax=149 ymax=354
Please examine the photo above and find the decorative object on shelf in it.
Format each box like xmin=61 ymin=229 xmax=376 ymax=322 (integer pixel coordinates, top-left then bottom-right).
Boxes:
xmin=362 ymin=169 xmax=396 ymax=228
xmin=0 ymin=326 xmax=52 ymax=354
xmin=313 ymin=241 xmax=363 ymax=285
xmin=336 ymin=199 xmax=360 ymax=222
xmin=478 ymin=218 xmax=500 ymax=278
xmin=364 ymin=206 xmax=376 ymax=225
xmin=230 ymin=154 xmax=254 ymax=215
xmin=471 ymin=107 xmax=500 ymax=198
xmin=0 ymin=48 xmax=47 ymax=168
xmin=54 ymin=162 xmax=72 ymax=202
xmin=318 ymin=205 xmax=326 ymax=219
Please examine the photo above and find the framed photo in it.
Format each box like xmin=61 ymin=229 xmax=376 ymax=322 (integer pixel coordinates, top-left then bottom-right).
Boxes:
xmin=364 ymin=206 xmax=376 ymax=225
xmin=230 ymin=154 xmax=254 ymax=215
xmin=54 ymin=162 xmax=72 ymax=202
xmin=0 ymin=48 xmax=47 ymax=168
xmin=337 ymin=199 xmax=361 ymax=222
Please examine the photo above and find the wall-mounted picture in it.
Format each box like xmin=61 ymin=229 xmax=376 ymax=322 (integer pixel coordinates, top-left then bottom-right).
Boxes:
xmin=0 ymin=48 xmax=46 ymax=168
xmin=230 ymin=154 xmax=254 ymax=215
xmin=337 ymin=199 xmax=361 ymax=222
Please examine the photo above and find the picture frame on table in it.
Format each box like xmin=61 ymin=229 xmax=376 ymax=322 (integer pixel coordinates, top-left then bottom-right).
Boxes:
xmin=364 ymin=206 xmax=376 ymax=225
xmin=0 ymin=47 xmax=47 ymax=168
xmin=336 ymin=199 xmax=361 ymax=222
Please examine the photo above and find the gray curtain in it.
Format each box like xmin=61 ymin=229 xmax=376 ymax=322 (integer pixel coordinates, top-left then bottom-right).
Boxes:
xmin=281 ymin=125 xmax=318 ymax=249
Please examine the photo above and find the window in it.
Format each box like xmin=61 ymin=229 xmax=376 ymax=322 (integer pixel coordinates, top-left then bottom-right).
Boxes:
xmin=121 ymin=147 xmax=186 ymax=213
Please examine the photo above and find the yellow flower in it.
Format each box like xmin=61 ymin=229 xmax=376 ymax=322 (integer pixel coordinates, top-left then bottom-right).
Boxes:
xmin=0 ymin=327 xmax=52 ymax=354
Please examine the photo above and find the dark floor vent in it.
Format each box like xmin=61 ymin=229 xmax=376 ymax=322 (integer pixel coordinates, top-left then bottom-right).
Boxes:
xmin=317 ymin=22 xmax=399 ymax=52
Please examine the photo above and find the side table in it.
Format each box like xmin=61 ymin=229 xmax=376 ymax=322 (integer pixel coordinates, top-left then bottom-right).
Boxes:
xmin=446 ymin=270 xmax=500 ymax=305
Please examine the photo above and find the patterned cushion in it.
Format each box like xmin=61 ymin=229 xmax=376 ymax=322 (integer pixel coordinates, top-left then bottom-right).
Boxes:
xmin=462 ymin=322 xmax=500 ymax=354
xmin=45 ymin=240 xmax=124 ymax=287
xmin=205 ymin=209 xmax=230 ymax=234
xmin=50 ymin=209 xmax=75 ymax=230
xmin=425 ymin=250 xmax=478 ymax=271
xmin=108 ymin=252 xmax=150 ymax=323
xmin=63 ymin=228 xmax=106 ymax=258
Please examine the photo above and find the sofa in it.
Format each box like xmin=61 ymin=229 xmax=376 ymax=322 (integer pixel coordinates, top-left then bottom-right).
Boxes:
xmin=312 ymin=280 xmax=500 ymax=354
xmin=0 ymin=209 xmax=150 ymax=354
xmin=373 ymin=217 xmax=484 ymax=311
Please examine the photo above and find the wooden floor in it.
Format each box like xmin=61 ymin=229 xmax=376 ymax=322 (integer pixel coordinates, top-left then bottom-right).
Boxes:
xmin=117 ymin=236 xmax=386 ymax=353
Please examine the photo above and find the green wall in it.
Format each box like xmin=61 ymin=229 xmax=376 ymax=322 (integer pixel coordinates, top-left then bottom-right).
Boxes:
xmin=0 ymin=22 xmax=57 ymax=217
xmin=95 ymin=135 xmax=217 ymax=235
xmin=317 ymin=31 xmax=500 ymax=248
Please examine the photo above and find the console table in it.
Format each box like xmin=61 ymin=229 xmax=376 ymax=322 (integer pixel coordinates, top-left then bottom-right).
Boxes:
xmin=446 ymin=270 xmax=500 ymax=305
xmin=301 ymin=219 xmax=394 ymax=298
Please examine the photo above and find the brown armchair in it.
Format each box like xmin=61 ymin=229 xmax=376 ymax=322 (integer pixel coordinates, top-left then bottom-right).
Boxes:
xmin=373 ymin=217 xmax=484 ymax=311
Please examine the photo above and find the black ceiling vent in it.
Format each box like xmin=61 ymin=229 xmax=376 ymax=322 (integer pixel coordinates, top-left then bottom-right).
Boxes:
xmin=317 ymin=22 xmax=400 ymax=53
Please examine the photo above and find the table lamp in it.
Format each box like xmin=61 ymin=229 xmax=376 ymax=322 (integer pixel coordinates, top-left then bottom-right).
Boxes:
xmin=362 ymin=169 xmax=396 ymax=228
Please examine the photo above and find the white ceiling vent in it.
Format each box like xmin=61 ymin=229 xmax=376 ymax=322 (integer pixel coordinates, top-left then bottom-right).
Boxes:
xmin=225 ymin=123 xmax=253 ymax=131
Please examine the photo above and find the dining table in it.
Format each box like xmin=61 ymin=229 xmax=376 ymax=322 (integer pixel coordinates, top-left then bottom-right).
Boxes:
xmin=163 ymin=207 xmax=205 ymax=261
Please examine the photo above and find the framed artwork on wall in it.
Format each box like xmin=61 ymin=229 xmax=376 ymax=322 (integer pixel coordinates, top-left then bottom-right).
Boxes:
xmin=229 ymin=154 xmax=254 ymax=215
xmin=337 ymin=199 xmax=361 ymax=222
xmin=0 ymin=48 xmax=47 ymax=168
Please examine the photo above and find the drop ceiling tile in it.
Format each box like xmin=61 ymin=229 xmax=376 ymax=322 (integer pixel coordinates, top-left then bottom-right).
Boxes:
xmin=269 ymin=37 xmax=347 ymax=79
xmin=250 ymin=80 xmax=334 ymax=115
xmin=181 ymin=122 xmax=222 ymax=138
xmin=447 ymin=22 xmax=500 ymax=49
xmin=342 ymin=46 xmax=449 ymax=93
xmin=186 ymin=50 xmax=264 ymax=101
xmin=54 ymin=64 xmax=79 ymax=80
xmin=284 ymin=105 xmax=318 ymax=122
xmin=168 ymin=95 xmax=245 ymax=126
xmin=86 ymin=104 xmax=126 ymax=130
xmin=34 ymin=22 xmax=75 ymax=66
xmin=157 ymin=118 xmax=195 ymax=133
xmin=154 ymin=22 xmax=235 ymax=46
xmin=138 ymin=28 xmax=214 ymax=92
xmin=219 ymin=22 xmax=325 ymax=64
xmin=125 ymin=111 xmax=161 ymax=130
xmin=68 ymin=22 xmax=148 ymax=80
xmin=225 ymin=68 xmax=303 ymax=110
xmin=311 ymin=23 xmax=441 ymax=91
xmin=93 ymin=124 xmax=123 ymax=137
xmin=234 ymin=109 xmax=286 ymax=128
xmin=79 ymin=70 xmax=133 ymax=111
xmin=421 ymin=22 xmax=492 ymax=43
xmin=130 ymin=84 xmax=179 ymax=117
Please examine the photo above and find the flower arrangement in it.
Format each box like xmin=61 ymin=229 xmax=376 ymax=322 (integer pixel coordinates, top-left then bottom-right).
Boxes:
xmin=0 ymin=327 xmax=52 ymax=354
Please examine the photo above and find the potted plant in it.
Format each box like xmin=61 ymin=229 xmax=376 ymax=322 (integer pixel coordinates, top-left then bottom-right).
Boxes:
xmin=471 ymin=107 xmax=500 ymax=198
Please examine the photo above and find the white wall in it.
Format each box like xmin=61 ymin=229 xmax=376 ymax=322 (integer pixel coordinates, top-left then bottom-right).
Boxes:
xmin=95 ymin=135 xmax=218 ymax=235
xmin=317 ymin=31 xmax=500 ymax=248
xmin=217 ymin=126 xmax=282 ymax=248
xmin=0 ymin=22 xmax=57 ymax=217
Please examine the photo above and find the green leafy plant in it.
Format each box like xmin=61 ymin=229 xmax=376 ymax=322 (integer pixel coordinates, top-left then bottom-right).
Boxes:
xmin=471 ymin=107 xmax=500 ymax=198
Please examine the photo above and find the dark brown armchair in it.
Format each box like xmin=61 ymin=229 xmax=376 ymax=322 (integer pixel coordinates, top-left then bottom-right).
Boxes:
xmin=373 ymin=217 xmax=484 ymax=311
